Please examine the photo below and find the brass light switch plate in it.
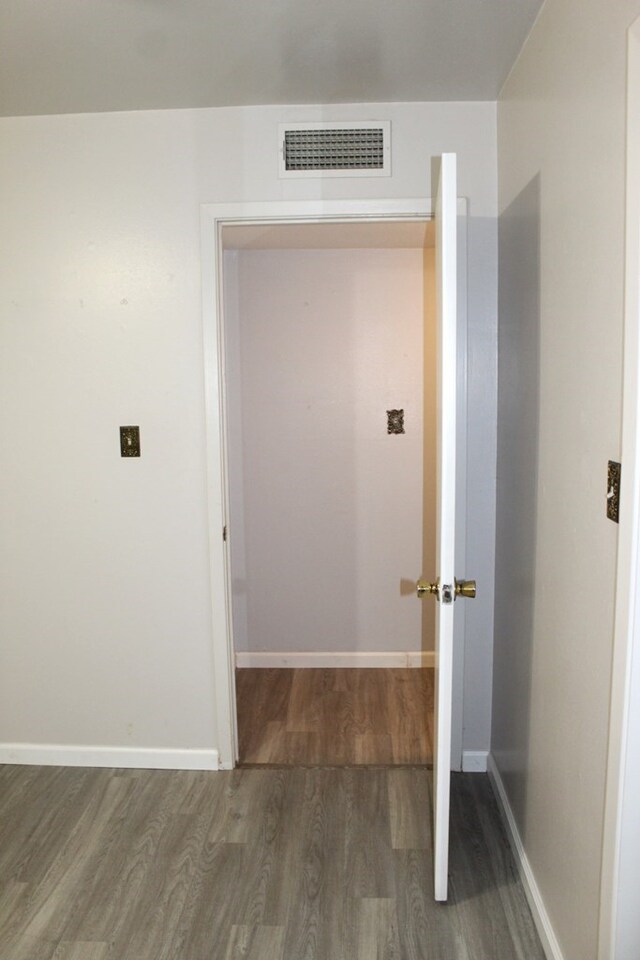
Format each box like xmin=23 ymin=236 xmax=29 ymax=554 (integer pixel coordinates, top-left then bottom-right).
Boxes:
xmin=120 ymin=425 xmax=140 ymax=457
xmin=607 ymin=460 xmax=621 ymax=523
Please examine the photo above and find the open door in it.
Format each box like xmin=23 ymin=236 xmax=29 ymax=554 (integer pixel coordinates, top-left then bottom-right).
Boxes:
xmin=417 ymin=153 xmax=475 ymax=902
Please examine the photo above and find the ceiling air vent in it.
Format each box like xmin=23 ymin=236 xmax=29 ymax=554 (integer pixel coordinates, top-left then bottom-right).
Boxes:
xmin=278 ymin=121 xmax=391 ymax=179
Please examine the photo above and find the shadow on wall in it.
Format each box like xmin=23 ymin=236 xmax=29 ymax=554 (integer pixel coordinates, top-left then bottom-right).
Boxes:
xmin=492 ymin=173 xmax=541 ymax=836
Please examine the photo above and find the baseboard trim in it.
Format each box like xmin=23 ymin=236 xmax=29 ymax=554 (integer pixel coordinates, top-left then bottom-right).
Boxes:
xmin=0 ymin=744 xmax=220 ymax=771
xmin=487 ymin=754 xmax=565 ymax=960
xmin=462 ymin=750 xmax=488 ymax=772
xmin=235 ymin=651 xmax=435 ymax=668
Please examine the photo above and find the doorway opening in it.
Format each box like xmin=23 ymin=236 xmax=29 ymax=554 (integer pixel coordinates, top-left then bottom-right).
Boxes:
xmin=221 ymin=218 xmax=436 ymax=767
xmin=201 ymin=197 xmax=467 ymax=774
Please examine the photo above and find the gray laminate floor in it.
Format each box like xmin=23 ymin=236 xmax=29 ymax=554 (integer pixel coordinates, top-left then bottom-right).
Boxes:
xmin=0 ymin=764 xmax=545 ymax=959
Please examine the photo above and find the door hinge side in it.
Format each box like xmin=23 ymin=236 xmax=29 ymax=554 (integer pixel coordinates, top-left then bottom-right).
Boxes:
xmin=223 ymin=525 xmax=227 ymax=542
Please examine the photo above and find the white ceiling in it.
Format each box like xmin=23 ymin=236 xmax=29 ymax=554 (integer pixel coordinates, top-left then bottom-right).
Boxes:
xmin=0 ymin=0 xmax=543 ymax=118
xmin=222 ymin=220 xmax=434 ymax=251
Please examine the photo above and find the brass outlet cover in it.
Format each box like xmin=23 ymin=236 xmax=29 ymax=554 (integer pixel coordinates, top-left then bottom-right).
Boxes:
xmin=607 ymin=460 xmax=621 ymax=523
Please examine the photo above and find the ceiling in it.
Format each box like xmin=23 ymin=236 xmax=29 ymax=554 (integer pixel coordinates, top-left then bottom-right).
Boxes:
xmin=222 ymin=220 xmax=435 ymax=251
xmin=0 ymin=0 xmax=543 ymax=118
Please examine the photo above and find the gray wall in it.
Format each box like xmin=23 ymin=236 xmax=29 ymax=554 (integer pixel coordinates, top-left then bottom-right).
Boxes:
xmin=494 ymin=2 xmax=640 ymax=957
xmin=493 ymin=175 xmax=540 ymax=815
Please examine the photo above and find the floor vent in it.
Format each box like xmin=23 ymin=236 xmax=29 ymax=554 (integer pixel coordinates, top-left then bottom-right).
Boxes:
xmin=278 ymin=121 xmax=391 ymax=178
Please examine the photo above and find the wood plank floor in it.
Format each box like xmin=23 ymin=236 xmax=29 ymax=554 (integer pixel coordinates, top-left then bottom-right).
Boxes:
xmin=236 ymin=667 xmax=434 ymax=765
xmin=0 ymin=764 xmax=545 ymax=960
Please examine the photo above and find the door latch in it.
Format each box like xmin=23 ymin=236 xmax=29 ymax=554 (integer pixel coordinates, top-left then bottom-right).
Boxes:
xmin=440 ymin=583 xmax=454 ymax=604
xmin=417 ymin=578 xmax=476 ymax=603
xmin=416 ymin=580 xmax=454 ymax=603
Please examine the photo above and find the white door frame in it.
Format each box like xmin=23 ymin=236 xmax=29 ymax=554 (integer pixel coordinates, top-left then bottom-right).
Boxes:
xmin=598 ymin=16 xmax=640 ymax=959
xmin=200 ymin=197 xmax=468 ymax=770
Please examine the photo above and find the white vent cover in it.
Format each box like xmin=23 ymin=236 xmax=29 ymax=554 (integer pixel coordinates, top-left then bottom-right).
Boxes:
xmin=278 ymin=121 xmax=391 ymax=179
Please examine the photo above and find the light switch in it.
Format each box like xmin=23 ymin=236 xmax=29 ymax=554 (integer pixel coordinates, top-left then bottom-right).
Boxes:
xmin=607 ymin=460 xmax=621 ymax=523
xmin=120 ymin=425 xmax=140 ymax=457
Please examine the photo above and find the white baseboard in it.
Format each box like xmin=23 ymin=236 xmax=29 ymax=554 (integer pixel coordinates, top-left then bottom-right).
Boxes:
xmin=235 ymin=650 xmax=435 ymax=668
xmin=0 ymin=744 xmax=220 ymax=771
xmin=462 ymin=750 xmax=488 ymax=772
xmin=487 ymin=754 xmax=565 ymax=960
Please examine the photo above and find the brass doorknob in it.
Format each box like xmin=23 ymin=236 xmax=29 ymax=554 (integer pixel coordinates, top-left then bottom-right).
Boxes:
xmin=455 ymin=579 xmax=477 ymax=599
xmin=417 ymin=579 xmax=439 ymax=599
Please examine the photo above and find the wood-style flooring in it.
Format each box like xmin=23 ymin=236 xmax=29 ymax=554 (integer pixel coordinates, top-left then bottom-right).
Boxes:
xmin=0 ymin=764 xmax=545 ymax=960
xmin=236 ymin=667 xmax=433 ymax=765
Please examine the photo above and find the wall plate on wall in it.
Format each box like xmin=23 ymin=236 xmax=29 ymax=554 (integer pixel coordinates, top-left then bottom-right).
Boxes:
xmin=120 ymin=425 xmax=140 ymax=457
xmin=387 ymin=409 xmax=405 ymax=434
xmin=607 ymin=460 xmax=621 ymax=523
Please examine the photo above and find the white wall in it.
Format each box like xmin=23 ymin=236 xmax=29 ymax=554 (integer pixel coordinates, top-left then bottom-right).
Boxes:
xmin=494 ymin=3 xmax=640 ymax=959
xmin=225 ymin=246 xmax=432 ymax=656
xmin=0 ymin=100 xmax=497 ymax=759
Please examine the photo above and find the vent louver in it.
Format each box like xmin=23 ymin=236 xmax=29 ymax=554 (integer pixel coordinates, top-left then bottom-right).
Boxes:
xmin=279 ymin=121 xmax=391 ymax=179
xmin=285 ymin=128 xmax=384 ymax=171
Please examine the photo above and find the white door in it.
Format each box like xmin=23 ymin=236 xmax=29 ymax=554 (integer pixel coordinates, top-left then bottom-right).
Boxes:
xmin=418 ymin=153 xmax=473 ymax=902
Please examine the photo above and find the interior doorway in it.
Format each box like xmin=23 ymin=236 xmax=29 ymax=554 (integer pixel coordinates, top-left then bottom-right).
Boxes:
xmin=200 ymin=197 xmax=467 ymax=773
xmin=221 ymin=219 xmax=436 ymax=767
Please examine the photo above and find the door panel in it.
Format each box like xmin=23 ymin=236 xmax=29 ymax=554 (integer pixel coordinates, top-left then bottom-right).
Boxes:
xmin=433 ymin=152 xmax=457 ymax=902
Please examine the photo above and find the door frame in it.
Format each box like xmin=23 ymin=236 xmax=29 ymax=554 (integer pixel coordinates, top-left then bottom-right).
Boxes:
xmin=598 ymin=15 xmax=640 ymax=958
xmin=200 ymin=197 xmax=468 ymax=769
